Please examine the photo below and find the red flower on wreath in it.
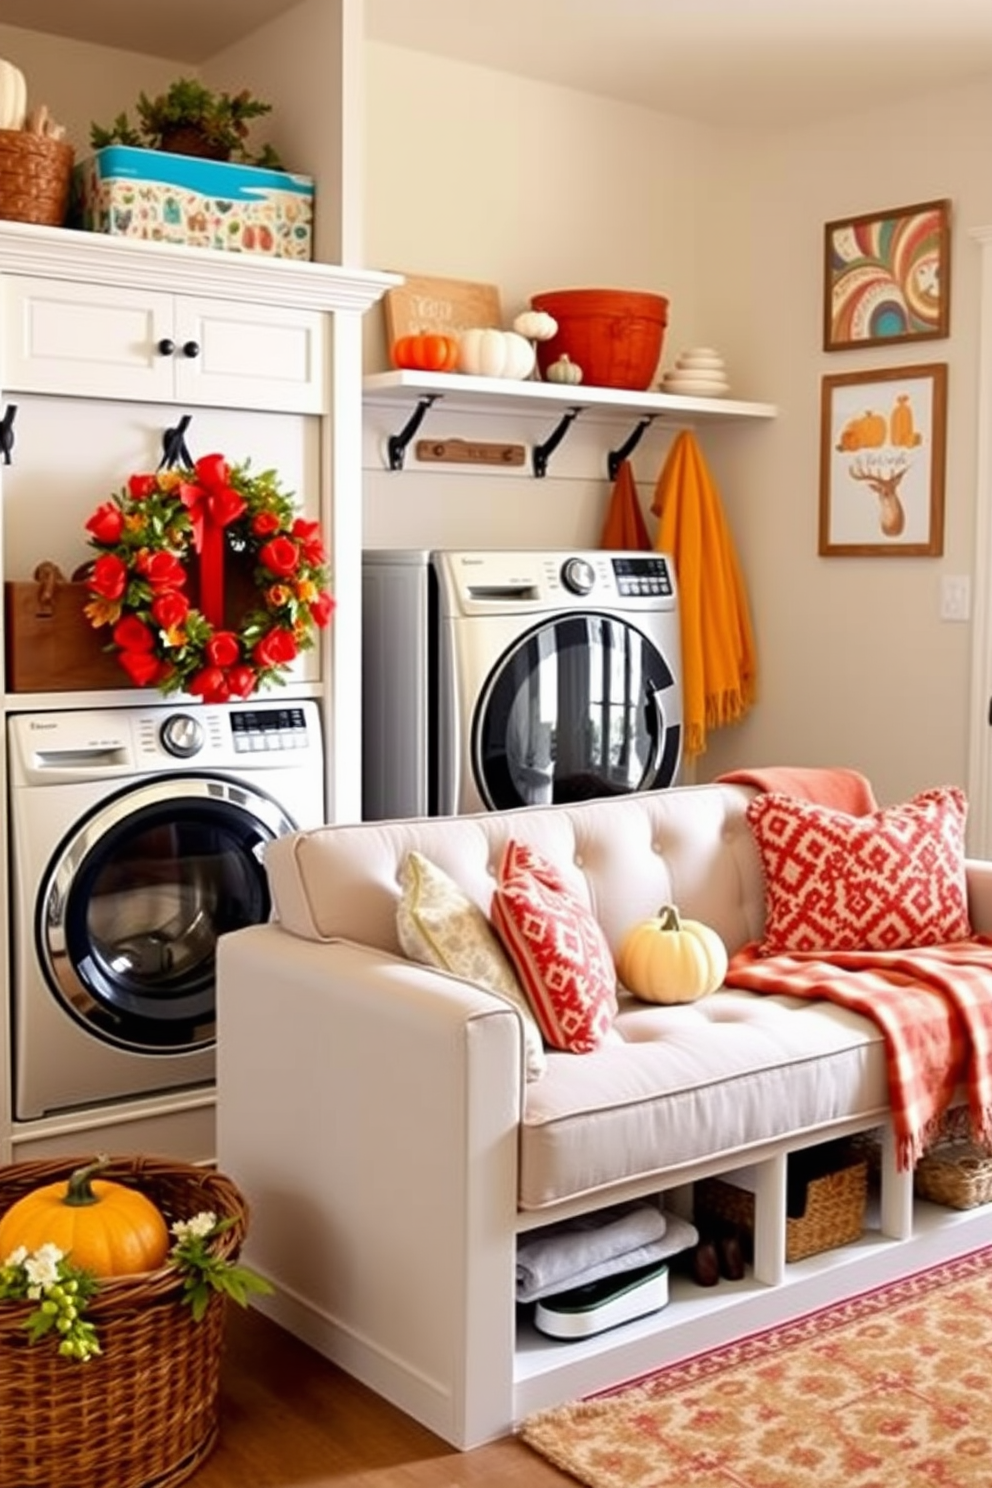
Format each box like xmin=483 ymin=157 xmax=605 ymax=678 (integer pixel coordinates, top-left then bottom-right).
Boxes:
xmin=83 ymin=453 xmax=333 ymax=704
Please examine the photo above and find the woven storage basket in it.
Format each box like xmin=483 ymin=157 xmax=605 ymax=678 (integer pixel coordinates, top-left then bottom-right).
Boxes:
xmin=695 ymin=1147 xmax=868 ymax=1264
xmin=0 ymin=1155 xmax=249 ymax=1488
xmin=0 ymin=129 xmax=74 ymax=226
xmin=914 ymin=1139 xmax=992 ymax=1210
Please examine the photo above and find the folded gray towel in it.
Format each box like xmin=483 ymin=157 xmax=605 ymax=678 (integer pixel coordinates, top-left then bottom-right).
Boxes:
xmin=516 ymin=1202 xmax=696 ymax=1303
xmin=517 ymin=1213 xmax=699 ymax=1303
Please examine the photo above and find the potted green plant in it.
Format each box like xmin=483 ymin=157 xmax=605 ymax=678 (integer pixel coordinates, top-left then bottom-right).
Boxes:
xmin=90 ymin=76 xmax=283 ymax=168
xmin=75 ymin=75 xmax=315 ymax=259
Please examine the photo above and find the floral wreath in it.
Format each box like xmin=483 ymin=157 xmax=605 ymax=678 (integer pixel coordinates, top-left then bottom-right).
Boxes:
xmin=84 ymin=453 xmax=334 ymax=705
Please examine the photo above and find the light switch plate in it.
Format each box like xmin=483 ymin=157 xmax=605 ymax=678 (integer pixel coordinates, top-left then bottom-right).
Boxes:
xmin=940 ymin=575 xmax=971 ymax=622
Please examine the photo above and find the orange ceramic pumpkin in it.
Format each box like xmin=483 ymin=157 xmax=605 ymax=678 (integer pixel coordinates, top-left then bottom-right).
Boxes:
xmin=0 ymin=1157 xmax=171 ymax=1277
xmin=390 ymin=333 xmax=459 ymax=373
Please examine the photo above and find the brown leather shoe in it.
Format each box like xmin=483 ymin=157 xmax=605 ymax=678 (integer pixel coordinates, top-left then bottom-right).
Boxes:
xmin=718 ymin=1234 xmax=745 ymax=1281
xmin=690 ymin=1240 xmax=721 ymax=1287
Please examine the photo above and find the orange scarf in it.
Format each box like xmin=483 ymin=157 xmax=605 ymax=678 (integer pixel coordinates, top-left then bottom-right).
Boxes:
xmin=599 ymin=458 xmax=650 ymax=550
xmin=652 ymin=430 xmax=757 ymax=758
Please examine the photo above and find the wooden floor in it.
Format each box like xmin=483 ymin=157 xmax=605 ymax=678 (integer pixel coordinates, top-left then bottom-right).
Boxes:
xmin=187 ymin=1305 xmax=571 ymax=1487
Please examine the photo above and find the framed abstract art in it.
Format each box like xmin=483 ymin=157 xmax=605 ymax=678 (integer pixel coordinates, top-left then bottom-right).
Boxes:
xmin=823 ymin=199 xmax=950 ymax=352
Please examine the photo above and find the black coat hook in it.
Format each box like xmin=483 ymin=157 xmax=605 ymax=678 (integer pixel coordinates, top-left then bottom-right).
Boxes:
xmin=0 ymin=404 xmax=17 ymax=465
xmin=159 ymin=413 xmax=195 ymax=470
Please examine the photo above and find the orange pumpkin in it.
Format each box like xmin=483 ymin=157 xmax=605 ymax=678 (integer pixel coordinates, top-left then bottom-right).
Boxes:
xmin=390 ymin=333 xmax=459 ymax=373
xmin=836 ymin=409 xmax=887 ymax=453
xmin=0 ymin=1157 xmax=170 ymax=1277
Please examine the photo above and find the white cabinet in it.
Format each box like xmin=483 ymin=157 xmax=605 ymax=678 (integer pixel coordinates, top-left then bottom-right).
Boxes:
xmin=2 ymin=276 xmax=326 ymax=414
xmin=0 ymin=221 xmax=396 ymax=827
xmin=0 ymin=219 xmax=396 ymax=1168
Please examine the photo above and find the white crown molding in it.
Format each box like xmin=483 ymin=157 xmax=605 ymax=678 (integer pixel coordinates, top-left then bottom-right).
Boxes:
xmin=0 ymin=221 xmax=398 ymax=314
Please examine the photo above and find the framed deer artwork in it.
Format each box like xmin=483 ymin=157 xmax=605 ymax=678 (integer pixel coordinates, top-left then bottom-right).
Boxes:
xmin=818 ymin=363 xmax=948 ymax=557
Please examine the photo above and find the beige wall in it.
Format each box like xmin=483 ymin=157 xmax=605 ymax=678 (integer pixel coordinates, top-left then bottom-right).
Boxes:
xmin=0 ymin=24 xmax=177 ymax=148
xmin=364 ymin=43 xmax=992 ymax=811
xmin=1 ymin=18 xmax=988 ymax=812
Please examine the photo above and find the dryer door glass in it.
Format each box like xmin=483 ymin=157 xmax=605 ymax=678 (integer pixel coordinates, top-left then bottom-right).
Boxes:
xmin=39 ymin=779 xmax=289 ymax=1053
xmin=473 ymin=613 xmax=682 ymax=809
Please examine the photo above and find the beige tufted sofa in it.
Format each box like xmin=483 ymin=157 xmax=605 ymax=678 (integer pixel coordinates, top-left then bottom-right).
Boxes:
xmin=216 ymin=782 xmax=992 ymax=1449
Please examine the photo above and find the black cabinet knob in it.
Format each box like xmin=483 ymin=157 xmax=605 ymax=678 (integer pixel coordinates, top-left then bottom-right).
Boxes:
xmin=182 ymin=340 xmax=201 ymax=359
xmin=157 ymin=338 xmax=176 ymax=356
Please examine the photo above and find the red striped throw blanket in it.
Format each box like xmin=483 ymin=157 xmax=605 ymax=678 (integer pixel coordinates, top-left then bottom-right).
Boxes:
xmin=725 ymin=939 xmax=992 ymax=1168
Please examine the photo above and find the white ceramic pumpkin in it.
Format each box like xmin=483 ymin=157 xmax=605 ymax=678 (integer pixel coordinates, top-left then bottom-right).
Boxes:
xmin=616 ymin=904 xmax=728 ymax=1005
xmin=0 ymin=58 xmax=27 ymax=132
xmin=546 ymin=353 xmax=584 ymax=385
xmin=458 ymin=327 xmax=536 ymax=380
xmin=512 ymin=309 xmax=558 ymax=342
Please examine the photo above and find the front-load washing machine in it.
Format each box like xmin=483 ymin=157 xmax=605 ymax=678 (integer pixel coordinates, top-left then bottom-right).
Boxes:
xmin=8 ymin=699 xmax=325 ymax=1120
xmin=362 ymin=549 xmax=682 ymax=819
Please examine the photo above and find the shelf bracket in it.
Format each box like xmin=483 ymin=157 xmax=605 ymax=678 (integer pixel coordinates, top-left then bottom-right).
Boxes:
xmin=387 ymin=394 xmax=439 ymax=470
xmin=532 ymin=406 xmax=582 ymax=478
xmin=607 ymin=415 xmax=656 ymax=482
xmin=0 ymin=403 xmax=16 ymax=465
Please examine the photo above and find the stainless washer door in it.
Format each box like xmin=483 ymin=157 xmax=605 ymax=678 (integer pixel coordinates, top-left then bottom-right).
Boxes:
xmin=38 ymin=775 xmax=291 ymax=1053
xmin=472 ymin=612 xmax=682 ymax=809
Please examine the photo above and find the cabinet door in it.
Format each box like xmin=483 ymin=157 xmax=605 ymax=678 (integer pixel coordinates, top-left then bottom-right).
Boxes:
xmin=1 ymin=277 xmax=176 ymax=402
xmin=174 ymin=298 xmax=326 ymax=414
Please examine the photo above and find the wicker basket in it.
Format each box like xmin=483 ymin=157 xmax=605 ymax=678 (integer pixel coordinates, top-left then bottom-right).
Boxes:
xmin=695 ymin=1143 xmax=868 ymax=1264
xmin=0 ymin=1155 xmax=249 ymax=1488
xmin=0 ymin=129 xmax=74 ymax=227
xmin=914 ymin=1139 xmax=992 ymax=1210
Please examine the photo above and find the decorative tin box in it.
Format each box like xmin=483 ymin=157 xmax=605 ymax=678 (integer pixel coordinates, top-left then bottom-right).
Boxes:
xmin=72 ymin=146 xmax=314 ymax=260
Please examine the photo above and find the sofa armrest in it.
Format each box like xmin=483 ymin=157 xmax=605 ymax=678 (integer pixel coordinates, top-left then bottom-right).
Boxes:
xmin=966 ymin=859 xmax=992 ymax=934
xmin=215 ymin=922 xmax=521 ymax=1447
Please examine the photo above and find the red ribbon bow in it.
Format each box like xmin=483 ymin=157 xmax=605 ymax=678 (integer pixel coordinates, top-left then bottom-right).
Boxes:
xmin=179 ymin=454 xmax=247 ymax=630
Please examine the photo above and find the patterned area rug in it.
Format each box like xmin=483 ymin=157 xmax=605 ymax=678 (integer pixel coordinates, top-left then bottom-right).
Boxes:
xmin=519 ymin=1246 xmax=992 ymax=1487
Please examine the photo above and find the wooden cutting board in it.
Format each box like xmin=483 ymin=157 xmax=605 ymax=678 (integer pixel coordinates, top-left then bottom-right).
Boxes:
xmin=384 ymin=273 xmax=503 ymax=343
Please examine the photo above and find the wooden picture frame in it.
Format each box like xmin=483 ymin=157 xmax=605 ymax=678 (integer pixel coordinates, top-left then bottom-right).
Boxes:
xmin=818 ymin=363 xmax=947 ymax=557
xmin=383 ymin=273 xmax=503 ymax=347
xmin=823 ymin=199 xmax=950 ymax=351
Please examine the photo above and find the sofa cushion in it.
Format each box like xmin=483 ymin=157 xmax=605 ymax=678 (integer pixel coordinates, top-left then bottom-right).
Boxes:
xmin=746 ymin=786 xmax=972 ymax=955
xmin=491 ymin=840 xmax=617 ymax=1054
xmin=396 ymin=850 xmax=547 ymax=1081
xmin=518 ymin=989 xmax=889 ymax=1209
xmin=260 ymin=784 xmax=767 ymax=969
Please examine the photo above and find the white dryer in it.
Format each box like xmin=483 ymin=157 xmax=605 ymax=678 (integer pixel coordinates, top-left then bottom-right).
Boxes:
xmin=363 ymin=549 xmax=682 ymax=819
xmin=8 ymin=700 xmax=325 ymax=1120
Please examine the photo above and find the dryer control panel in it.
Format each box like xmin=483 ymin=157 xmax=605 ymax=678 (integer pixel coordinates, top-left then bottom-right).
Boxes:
xmin=231 ymin=706 xmax=312 ymax=752
xmin=8 ymin=701 xmax=322 ymax=784
xmin=610 ymin=555 xmax=674 ymax=598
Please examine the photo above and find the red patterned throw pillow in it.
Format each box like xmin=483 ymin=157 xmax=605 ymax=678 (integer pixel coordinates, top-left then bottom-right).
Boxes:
xmin=490 ymin=840 xmax=617 ymax=1053
xmin=746 ymin=786 xmax=972 ymax=955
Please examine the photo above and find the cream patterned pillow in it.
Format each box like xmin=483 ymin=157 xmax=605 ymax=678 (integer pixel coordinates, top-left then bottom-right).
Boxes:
xmin=397 ymin=851 xmax=547 ymax=1081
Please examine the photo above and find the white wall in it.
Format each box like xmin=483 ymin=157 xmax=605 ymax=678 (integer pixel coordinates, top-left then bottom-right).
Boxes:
xmin=363 ymin=42 xmax=712 ymax=361
xmin=202 ymin=0 xmax=362 ymax=265
xmin=0 ymin=24 xmax=178 ymax=151
xmin=364 ymin=42 xmax=992 ymax=812
xmin=697 ymin=79 xmax=992 ymax=804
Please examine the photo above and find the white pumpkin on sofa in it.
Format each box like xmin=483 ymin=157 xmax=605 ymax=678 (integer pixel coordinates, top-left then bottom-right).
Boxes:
xmin=616 ymin=903 xmax=728 ymax=1004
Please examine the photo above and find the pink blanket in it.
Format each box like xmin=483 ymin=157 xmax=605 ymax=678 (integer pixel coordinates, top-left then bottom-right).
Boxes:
xmin=726 ymin=940 xmax=992 ymax=1168
xmin=716 ymin=765 xmax=879 ymax=814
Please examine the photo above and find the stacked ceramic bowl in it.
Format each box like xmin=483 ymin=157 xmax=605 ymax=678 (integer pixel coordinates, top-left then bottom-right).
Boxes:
xmin=660 ymin=347 xmax=729 ymax=397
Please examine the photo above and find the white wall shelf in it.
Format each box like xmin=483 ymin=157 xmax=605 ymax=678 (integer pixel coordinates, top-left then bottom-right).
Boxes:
xmin=363 ymin=370 xmax=779 ymax=477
